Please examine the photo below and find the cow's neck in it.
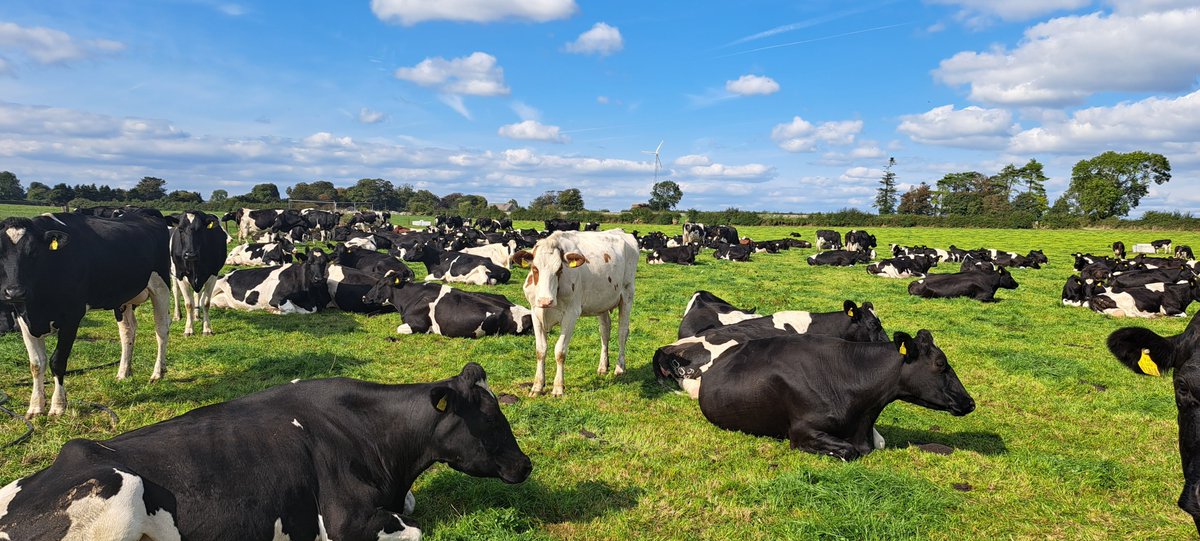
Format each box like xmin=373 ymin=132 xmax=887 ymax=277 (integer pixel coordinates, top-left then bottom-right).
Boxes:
xmin=365 ymin=384 xmax=443 ymax=497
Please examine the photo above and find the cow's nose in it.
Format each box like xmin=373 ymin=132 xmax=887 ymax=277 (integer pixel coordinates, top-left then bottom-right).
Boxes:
xmin=182 ymin=251 xmax=197 ymax=260
xmin=536 ymin=298 xmax=555 ymax=308
xmin=4 ymin=286 xmax=25 ymax=301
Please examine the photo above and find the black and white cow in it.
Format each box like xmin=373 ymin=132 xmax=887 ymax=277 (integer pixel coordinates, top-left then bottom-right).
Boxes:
xmin=844 ymin=230 xmax=876 ymax=253
xmin=682 ymin=223 xmax=707 ymax=244
xmin=1088 ymin=280 xmax=1200 ymax=318
xmin=1179 ymin=245 xmax=1196 ymax=260
xmin=908 ymin=266 xmax=1019 ymax=302
xmin=363 ymin=271 xmax=532 ymax=337
xmin=690 ymin=331 xmax=975 ymax=460
xmin=224 ymin=208 xmax=286 ymax=241
xmin=1109 ymin=268 xmax=1196 ymax=289
xmin=325 ymin=264 xmax=395 ymax=314
xmin=677 ymin=290 xmax=759 ymax=339
xmin=301 ymin=209 xmax=340 ymax=241
xmin=226 ymin=240 xmax=295 ymax=266
xmin=1113 ymin=241 xmax=1127 ymax=259
xmin=815 ymin=229 xmax=842 ymax=250
xmin=211 ymin=249 xmax=331 ymax=314
xmin=169 ymin=211 xmax=228 ymax=336
xmin=993 ymin=251 xmax=1043 ymax=269
xmin=584 ymin=222 xmax=600 ymax=231
xmin=332 ymin=244 xmax=415 ymax=282
xmin=808 ymin=250 xmax=872 ymax=266
xmin=0 ymin=363 xmax=532 ymax=541
xmin=544 ymin=218 xmax=580 ymax=233
xmin=0 ymin=212 xmax=172 ymax=417
xmin=647 ymin=245 xmax=697 ymax=265
xmin=1154 ymin=239 xmax=1174 ymax=254
xmin=403 ymin=242 xmax=510 ymax=286
xmin=1062 ymin=275 xmax=1090 ymax=307
xmin=712 ymin=243 xmax=752 ymax=262
xmin=435 ymin=215 xmax=465 ymax=230
xmin=1108 ymin=314 xmax=1200 ymax=534
xmin=867 ymin=256 xmax=932 ymax=278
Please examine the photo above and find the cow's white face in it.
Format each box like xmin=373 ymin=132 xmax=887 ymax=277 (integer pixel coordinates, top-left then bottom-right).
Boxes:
xmin=515 ymin=241 xmax=586 ymax=309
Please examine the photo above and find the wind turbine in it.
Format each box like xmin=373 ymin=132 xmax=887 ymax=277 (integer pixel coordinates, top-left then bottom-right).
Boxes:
xmin=642 ymin=140 xmax=663 ymax=181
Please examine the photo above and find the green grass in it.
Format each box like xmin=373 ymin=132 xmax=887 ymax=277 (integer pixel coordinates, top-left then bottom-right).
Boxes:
xmin=1 ymin=220 xmax=1198 ymax=540
xmin=0 ymin=203 xmax=60 ymax=218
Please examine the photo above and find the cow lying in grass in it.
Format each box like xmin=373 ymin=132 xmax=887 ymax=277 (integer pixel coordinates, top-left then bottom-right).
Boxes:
xmin=908 ymin=266 xmax=1018 ymax=302
xmin=363 ymin=270 xmax=532 ymax=338
xmin=211 ymin=249 xmax=330 ymax=314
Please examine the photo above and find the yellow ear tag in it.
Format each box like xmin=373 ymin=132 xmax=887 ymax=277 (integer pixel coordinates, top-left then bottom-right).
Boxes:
xmin=49 ymin=238 xmax=59 ymax=251
xmin=519 ymin=259 xmax=530 ymax=269
xmin=846 ymin=308 xmax=854 ymax=317
xmin=1138 ymin=349 xmax=1160 ymax=377
xmin=567 ymin=258 xmax=582 ymax=268
xmin=436 ymin=396 xmax=448 ymax=412
xmin=207 ymin=222 xmax=215 ymax=229
xmin=393 ymin=277 xmax=402 ymax=285
xmin=899 ymin=343 xmax=907 ymax=356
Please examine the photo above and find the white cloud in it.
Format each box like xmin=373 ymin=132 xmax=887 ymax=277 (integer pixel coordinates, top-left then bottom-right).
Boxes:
xmin=0 ymin=22 xmax=124 ymax=74
xmin=935 ymin=8 xmax=1200 ymax=106
xmin=684 ymin=162 xmax=776 ymax=181
xmin=358 ymin=107 xmax=386 ymax=124
xmin=510 ymin=101 xmax=541 ymax=121
xmin=725 ymin=74 xmax=780 ymax=96
xmin=771 ymin=116 xmax=863 ymax=152
xmin=394 ymin=52 xmax=510 ymax=96
xmin=674 ymin=154 xmax=712 ymax=167
xmin=839 ymin=166 xmax=885 ymax=182
xmin=497 ymin=120 xmax=568 ymax=143
xmin=596 ymin=96 xmax=609 ymax=104
xmin=438 ymin=94 xmax=472 ymax=119
xmin=925 ymin=0 xmax=1091 ymax=22
xmin=1107 ymin=0 xmax=1196 ymax=15
xmin=218 ymin=4 xmax=247 ymax=16
xmin=564 ymin=22 xmax=624 ymax=56
xmin=1010 ymin=89 xmax=1200 ymax=154
xmin=897 ymin=105 xmax=1018 ymax=149
xmin=0 ymin=101 xmax=183 ymax=138
xmin=371 ymin=0 xmax=577 ymax=25
xmin=819 ymin=143 xmax=886 ymax=165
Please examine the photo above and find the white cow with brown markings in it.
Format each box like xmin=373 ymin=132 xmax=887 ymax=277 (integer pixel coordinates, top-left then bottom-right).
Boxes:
xmin=511 ymin=230 xmax=638 ymax=397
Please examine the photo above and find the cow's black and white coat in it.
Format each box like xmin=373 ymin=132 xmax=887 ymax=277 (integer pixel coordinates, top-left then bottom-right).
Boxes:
xmin=647 ymin=245 xmax=697 ymax=265
xmin=1088 ymin=280 xmax=1200 ymax=318
xmin=325 ymin=264 xmax=394 ymax=314
xmin=364 ymin=271 xmax=532 ymax=337
xmin=0 ymin=363 xmax=532 ymax=541
xmin=226 ymin=240 xmax=295 ymax=267
xmin=867 ymin=256 xmax=932 ymax=278
xmin=908 ymin=266 xmax=1019 ymax=302
xmin=404 ymin=242 xmax=511 ymax=286
xmin=712 ymin=243 xmax=752 ymax=262
xmin=677 ymin=290 xmax=759 ymax=339
xmin=815 ymin=230 xmax=842 ymax=250
xmin=808 ymin=250 xmax=872 ymax=266
xmin=169 ymin=211 xmax=228 ymax=336
xmin=211 ymin=249 xmax=331 ymax=314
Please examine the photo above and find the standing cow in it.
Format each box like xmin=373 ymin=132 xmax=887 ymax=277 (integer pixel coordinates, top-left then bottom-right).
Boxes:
xmin=0 ymin=212 xmax=172 ymax=417
xmin=170 ymin=211 xmax=228 ymax=336
xmin=511 ymin=230 xmax=638 ymax=397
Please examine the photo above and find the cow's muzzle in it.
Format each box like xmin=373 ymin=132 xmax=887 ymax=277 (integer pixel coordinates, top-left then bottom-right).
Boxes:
xmin=2 ymin=287 xmax=26 ymax=302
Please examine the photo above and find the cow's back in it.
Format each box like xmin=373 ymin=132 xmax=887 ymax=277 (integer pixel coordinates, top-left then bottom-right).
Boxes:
xmin=34 ymin=213 xmax=169 ymax=310
xmin=550 ymin=230 xmax=637 ymax=315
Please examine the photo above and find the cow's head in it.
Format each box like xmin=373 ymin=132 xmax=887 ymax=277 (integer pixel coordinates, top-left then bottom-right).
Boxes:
xmin=995 ymin=266 xmax=1019 ymax=289
xmin=172 ymin=211 xmax=220 ymax=263
xmin=363 ymin=270 xmax=406 ymax=306
xmin=0 ymin=217 xmax=68 ymax=303
xmin=842 ymin=300 xmax=889 ymax=342
xmin=1028 ymin=249 xmax=1048 ymax=265
xmin=294 ymin=248 xmax=329 ymax=288
xmin=511 ymin=237 xmax=587 ymax=309
xmin=428 ymin=363 xmax=532 ymax=484
xmin=895 ymin=330 xmax=975 ymax=416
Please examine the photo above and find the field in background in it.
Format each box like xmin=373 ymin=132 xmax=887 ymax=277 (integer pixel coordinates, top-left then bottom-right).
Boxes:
xmin=0 ymin=203 xmax=60 ymax=218
xmin=0 ymin=221 xmax=1198 ymax=539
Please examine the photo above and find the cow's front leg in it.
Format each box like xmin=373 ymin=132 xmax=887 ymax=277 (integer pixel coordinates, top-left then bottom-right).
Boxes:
xmin=47 ymin=323 xmax=79 ymax=416
xmin=116 ymin=304 xmax=137 ymax=379
xmin=788 ymin=425 xmax=861 ymax=461
xmin=596 ymin=311 xmax=611 ymax=375
xmin=615 ymin=291 xmax=633 ymax=376
xmin=530 ymin=310 xmax=548 ymax=397
xmin=552 ymin=311 xmax=581 ymax=397
xmin=326 ymin=506 xmax=422 ymax=541
xmin=17 ymin=317 xmax=48 ymax=417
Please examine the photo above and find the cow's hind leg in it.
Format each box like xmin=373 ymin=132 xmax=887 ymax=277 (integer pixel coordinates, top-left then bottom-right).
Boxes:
xmin=178 ymin=277 xmax=196 ymax=336
xmin=200 ymin=275 xmax=217 ymax=335
xmin=788 ymin=424 xmax=861 ymax=461
xmin=596 ymin=311 xmax=611 ymax=375
xmin=17 ymin=317 xmax=49 ymax=417
xmin=116 ymin=304 xmax=137 ymax=380
xmin=614 ymin=291 xmax=633 ymax=376
xmin=147 ymin=273 xmax=171 ymax=381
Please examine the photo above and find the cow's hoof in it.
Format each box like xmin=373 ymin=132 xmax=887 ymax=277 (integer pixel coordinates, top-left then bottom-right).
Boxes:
xmin=597 ymin=366 xmax=608 ymax=376
xmin=614 ymin=366 xmax=625 ymax=376
xmin=203 ymin=330 xmax=214 ymax=336
xmin=48 ymin=404 xmax=67 ymax=416
xmin=551 ymin=387 xmax=564 ymax=397
xmin=24 ymin=407 xmax=42 ymax=419
xmin=183 ymin=330 xmax=194 ymax=337
xmin=149 ymin=374 xmax=163 ymax=383
xmin=397 ymin=324 xmax=414 ymax=334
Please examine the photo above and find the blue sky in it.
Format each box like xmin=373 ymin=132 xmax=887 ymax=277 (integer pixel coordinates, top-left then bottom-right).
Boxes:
xmin=0 ymin=0 xmax=1197 ymax=213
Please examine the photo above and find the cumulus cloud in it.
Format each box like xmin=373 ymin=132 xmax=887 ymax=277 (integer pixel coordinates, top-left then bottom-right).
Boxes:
xmin=1009 ymin=89 xmax=1200 ymax=154
xmin=897 ymin=105 xmax=1018 ymax=149
xmin=510 ymin=101 xmax=540 ymax=121
xmin=771 ymin=116 xmax=862 ymax=152
xmin=925 ymin=0 xmax=1091 ymax=22
xmin=725 ymin=75 xmax=780 ymax=96
xmin=935 ymin=8 xmax=1200 ymax=106
xmin=819 ymin=143 xmax=886 ymax=165
xmin=684 ymin=162 xmax=777 ymax=181
xmin=0 ymin=101 xmax=183 ymax=138
xmin=564 ymin=22 xmax=624 ymax=56
xmin=839 ymin=166 xmax=885 ymax=182
xmin=497 ymin=120 xmax=568 ymax=143
xmin=394 ymin=52 xmax=510 ymax=96
xmin=674 ymin=154 xmax=713 ymax=167
xmin=0 ymin=22 xmax=124 ymax=74
xmin=371 ymin=0 xmax=577 ymax=25
xmin=358 ymin=107 xmax=386 ymax=124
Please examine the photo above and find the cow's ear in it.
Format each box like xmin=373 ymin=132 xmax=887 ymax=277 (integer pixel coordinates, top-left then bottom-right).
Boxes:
xmin=429 ymin=386 xmax=457 ymax=414
xmin=893 ymin=331 xmax=916 ymax=362
xmin=511 ymin=250 xmax=533 ymax=269
xmin=564 ymin=252 xmax=588 ymax=268
xmin=1108 ymin=327 xmax=1174 ymax=376
xmin=294 ymin=251 xmax=308 ymax=262
xmin=843 ymin=300 xmax=859 ymax=319
xmin=44 ymin=231 xmax=69 ymax=251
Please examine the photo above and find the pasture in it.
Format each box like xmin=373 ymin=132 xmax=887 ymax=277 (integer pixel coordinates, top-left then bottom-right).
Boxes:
xmin=1 ymin=221 xmax=1197 ymax=540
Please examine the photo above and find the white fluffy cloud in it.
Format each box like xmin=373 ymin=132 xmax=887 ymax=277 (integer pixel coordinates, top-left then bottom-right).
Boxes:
xmin=358 ymin=108 xmax=386 ymax=124
xmin=1010 ymin=89 xmax=1200 ymax=153
xmin=725 ymin=74 xmax=780 ymax=96
xmin=497 ymin=120 xmax=568 ymax=143
xmin=684 ymin=162 xmax=776 ymax=181
xmin=771 ymin=116 xmax=863 ymax=152
xmin=394 ymin=52 xmax=510 ymax=96
xmin=371 ymin=0 xmax=577 ymax=25
xmin=925 ymin=0 xmax=1091 ymax=22
xmin=0 ymin=22 xmax=124 ymax=74
xmin=897 ymin=105 xmax=1017 ymax=149
xmin=674 ymin=154 xmax=712 ymax=167
xmin=839 ymin=166 xmax=885 ymax=182
xmin=564 ymin=22 xmax=624 ymax=56
xmin=935 ymin=8 xmax=1200 ymax=106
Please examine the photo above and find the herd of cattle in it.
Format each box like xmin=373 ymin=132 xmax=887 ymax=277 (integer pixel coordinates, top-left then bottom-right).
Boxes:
xmin=0 ymin=207 xmax=1199 ymax=538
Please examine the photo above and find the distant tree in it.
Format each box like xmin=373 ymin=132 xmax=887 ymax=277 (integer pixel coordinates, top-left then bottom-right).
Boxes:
xmin=648 ymin=180 xmax=683 ymax=211
xmin=897 ymin=182 xmax=935 ymax=215
xmin=73 ymin=183 xmax=100 ymax=201
xmin=394 ymin=184 xmax=415 ymax=210
xmin=243 ymin=183 xmax=282 ymax=204
xmin=130 ymin=176 xmax=167 ymax=201
xmin=344 ymin=178 xmax=397 ymax=209
xmin=456 ymin=194 xmax=488 ymax=212
xmin=97 ymin=185 xmax=118 ymax=201
xmin=0 ymin=171 xmax=25 ymax=200
xmin=26 ymin=182 xmax=50 ymax=203
xmin=875 ymin=157 xmax=898 ymax=214
xmin=1065 ymin=150 xmax=1171 ymax=219
xmin=406 ymin=189 xmax=441 ymax=214
xmin=288 ymin=181 xmax=338 ymax=202
xmin=209 ymin=189 xmax=229 ymax=203
xmin=47 ymin=183 xmax=76 ymax=207
xmin=557 ymin=188 xmax=584 ymax=211
xmin=530 ymin=191 xmax=559 ymax=210
xmin=168 ymin=190 xmax=204 ymax=203
xmin=439 ymin=192 xmax=463 ymax=210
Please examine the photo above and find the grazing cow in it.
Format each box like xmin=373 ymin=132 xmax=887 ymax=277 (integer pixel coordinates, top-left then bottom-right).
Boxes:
xmin=713 ymin=243 xmax=752 ymax=262
xmin=435 ymin=215 xmax=465 ymax=229
xmin=1088 ymin=280 xmax=1200 ymax=318
xmin=403 ymin=242 xmax=510 ymax=286
xmin=655 ymin=300 xmax=890 ymax=399
xmin=510 ymin=230 xmax=638 ymax=397
xmin=693 ymin=331 xmax=975 ymax=460
xmin=1107 ymin=315 xmax=1200 ymax=534
xmin=363 ymin=271 xmax=532 ymax=337
xmin=677 ymin=290 xmax=759 ymax=338
xmin=584 ymin=222 xmax=600 ymax=231
xmin=211 ymin=249 xmax=331 ymax=314
xmin=647 ymin=245 xmax=697 ymax=265
xmin=1154 ymin=239 xmax=1174 ymax=254
xmin=908 ymin=266 xmax=1019 ymax=302
xmin=169 ymin=211 xmax=228 ymax=336
xmin=325 ymin=264 xmax=394 ymax=314
xmin=226 ymin=240 xmax=295 ymax=267
xmin=1113 ymin=241 xmax=1127 ymax=259
xmin=815 ymin=230 xmax=842 ymax=250
xmin=544 ymin=218 xmax=581 ymax=232
xmin=0 ymin=212 xmax=171 ymax=417
xmin=348 ymin=211 xmax=382 ymax=231
xmin=844 ymin=230 xmax=877 ymax=253
xmin=0 ymin=363 xmax=531 ymax=541
xmin=1179 ymin=245 xmax=1196 ymax=260
xmin=301 ymin=209 xmax=340 ymax=241
xmin=808 ymin=250 xmax=872 ymax=266
xmin=867 ymin=256 xmax=930 ymax=278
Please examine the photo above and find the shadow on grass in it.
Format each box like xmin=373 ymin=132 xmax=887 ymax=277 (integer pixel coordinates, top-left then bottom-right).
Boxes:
xmin=415 ymin=471 xmax=642 ymax=533
xmin=213 ymin=308 xmax=365 ymax=337
xmin=877 ymin=425 xmax=1008 ymax=456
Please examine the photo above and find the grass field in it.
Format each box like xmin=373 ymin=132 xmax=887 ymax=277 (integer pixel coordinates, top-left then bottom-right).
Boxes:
xmin=1 ymin=219 xmax=1198 ymax=540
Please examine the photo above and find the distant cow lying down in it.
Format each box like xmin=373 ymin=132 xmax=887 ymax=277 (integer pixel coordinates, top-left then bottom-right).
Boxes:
xmin=211 ymin=249 xmax=330 ymax=314
xmin=364 ymin=270 xmax=532 ymax=338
